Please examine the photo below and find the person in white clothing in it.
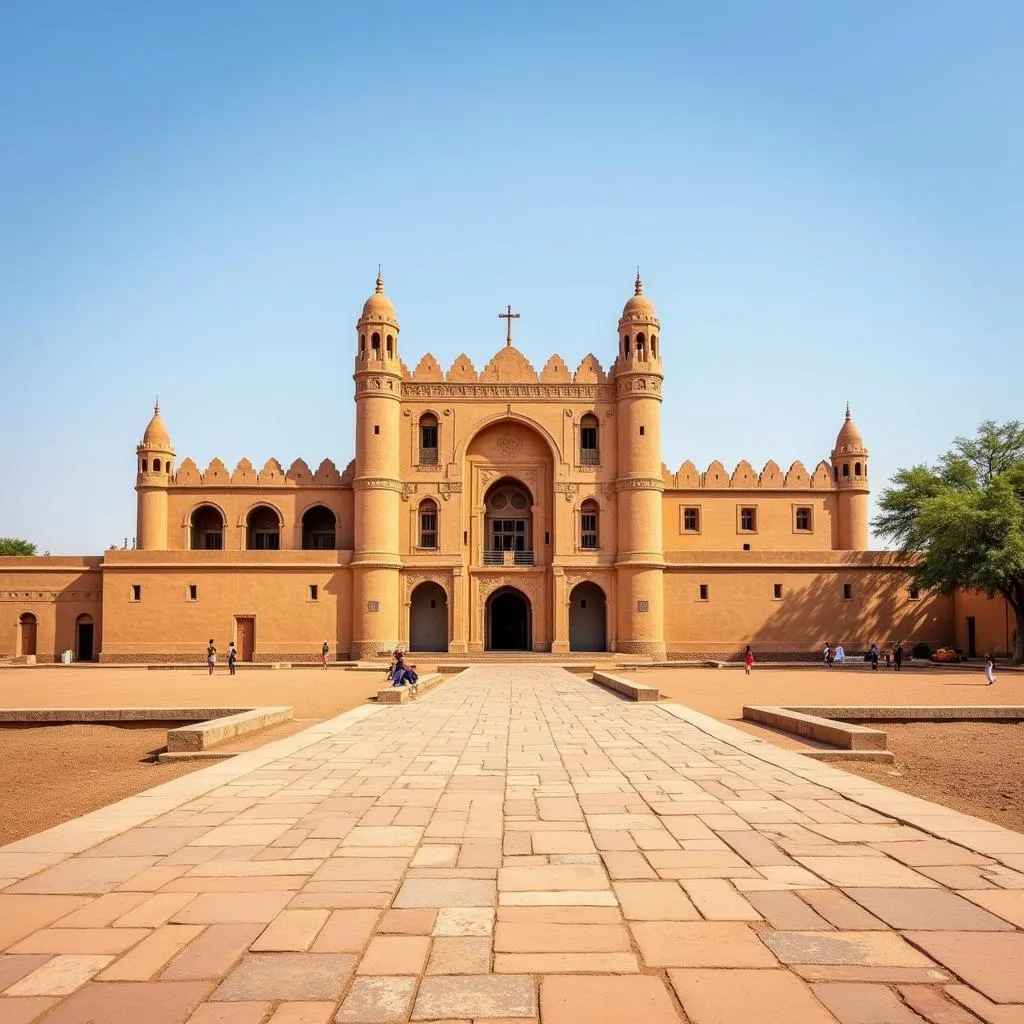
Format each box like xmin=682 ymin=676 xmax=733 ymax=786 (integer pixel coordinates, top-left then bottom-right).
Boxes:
xmin=834 ymin=644 xmax=846 ymax=665
xmin=985 ymin=657 xmax=996 ymax=685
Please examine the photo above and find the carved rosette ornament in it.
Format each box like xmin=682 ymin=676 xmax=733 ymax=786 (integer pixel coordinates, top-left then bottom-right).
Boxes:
xmin=496 ymin=436 xmax=522 ymax=458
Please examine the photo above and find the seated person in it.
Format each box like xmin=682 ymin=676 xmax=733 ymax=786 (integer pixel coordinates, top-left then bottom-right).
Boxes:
xmin=393 ymin=650 xmax=419 ymax=693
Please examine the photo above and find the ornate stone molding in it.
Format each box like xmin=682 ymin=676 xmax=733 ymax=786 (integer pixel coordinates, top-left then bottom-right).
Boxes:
xmin=563 ymin=572 xmax=610 ymax=592
xmin=402 ymin=383 xmax=614 ymax=401
xmin=404 ymin=572 xmax=451 ymax=599
xmin=554 ymin=481 xmax=579 ymax=503
xmin=401 ymin=483 xmax=417 ymax=501
xmin=354 ymin=375 xmax=401 ymax=395
xmin=438 ymin=481 xmax=463 ymax=501
xmin=414 ymin=463 xmax=442 ymax=473
xmin=354 ymin=477 xmax=403 ymax=492
xmin=496 ymin=436 xmax=523 ymax=458
xmin=476 ymin=573 xmax=540 ymax=600
xmin=614 ymin=477 xmax=665 ymax=492
xmin=615 ymin=375 xmax=663 ymax=396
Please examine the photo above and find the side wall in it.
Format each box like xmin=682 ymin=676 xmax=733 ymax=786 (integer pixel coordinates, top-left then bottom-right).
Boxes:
xmin=955 ymin=590 xmax=1016 ymax=658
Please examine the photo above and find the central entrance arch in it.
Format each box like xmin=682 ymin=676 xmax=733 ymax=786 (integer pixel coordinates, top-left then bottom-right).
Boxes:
xmin=409 ymin=581 xmax=448 ymax=652
xmin=486 ymin=587 xmax=531 ymax=651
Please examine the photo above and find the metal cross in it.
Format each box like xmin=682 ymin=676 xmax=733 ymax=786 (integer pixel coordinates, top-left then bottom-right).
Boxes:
xmin=498 ymin=304 xmax=520 ymax=346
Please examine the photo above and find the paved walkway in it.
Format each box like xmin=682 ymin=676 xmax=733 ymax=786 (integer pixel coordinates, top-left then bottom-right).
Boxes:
xmin=2 ymin=666 xmax=1024 ymax=1024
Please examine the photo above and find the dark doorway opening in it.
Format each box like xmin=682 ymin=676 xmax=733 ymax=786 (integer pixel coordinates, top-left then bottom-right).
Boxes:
xmin=487 ymin=587 xmax=531 ymax=651
xmin=569 ymin=581 xmax=607 ymax=652
xmin=76 ymin=615 xmax=94 ymax=662
xmin=966 ymin=616 xmax=977 ymax=659
xmin=409 ymin=582 xmax=448 ymax=652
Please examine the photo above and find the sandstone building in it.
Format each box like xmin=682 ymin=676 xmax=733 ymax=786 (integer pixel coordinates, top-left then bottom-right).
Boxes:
xmin=1 ymin=274 xmax=1010 ymax=663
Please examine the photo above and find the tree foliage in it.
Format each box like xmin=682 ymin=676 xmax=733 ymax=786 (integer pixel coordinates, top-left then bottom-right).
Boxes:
xmin=0 ymin=537 xmax=37 ymax=556
xmin=873 ymin=420 xmax=1024 ymax=662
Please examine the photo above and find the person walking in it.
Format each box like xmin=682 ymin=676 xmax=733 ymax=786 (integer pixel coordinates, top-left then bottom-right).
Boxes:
xmin=985 ymin=656 xmax=996 ymax=686
xmin=869 ymin=643 xmax=879 ymax=671
xmin=206 ymin=639 xmax=217 ymax=676
xmin=227 ymin=641 xmax=237 ymax=676
xmin=744 ymin=645 xmax=754 ymax=675
xmin=823 ymin=642 xmax=833 ymax=668
xmin=894 ymin=641 xmax=904 ymax=672
xmin=321 ymin=641 xmax=330 ymax=670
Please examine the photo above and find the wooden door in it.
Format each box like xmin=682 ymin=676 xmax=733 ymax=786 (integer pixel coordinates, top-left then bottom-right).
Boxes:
xmin=236 ymin=617 xmax=255 ymax=661
xmin=19 ymin=614 xmax=37 ymax=657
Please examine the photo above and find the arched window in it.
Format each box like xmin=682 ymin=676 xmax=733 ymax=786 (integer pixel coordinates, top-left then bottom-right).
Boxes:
xmin=141 ymin=458 xmax=148 ymax=472
xmin=302 ymin=505 xmax=336 ymax=550
xmin=18 ymin=612 xmax=37 ymax=657
xmin=419 ymin=413 xmax=439 ymax=465
xmin=579 ymin=413 xmax=599 ymax=465
xmin=623 ymin=335 xmax=631 ymax=357
xmin=419 ymin=499 xmax=438 ymax=549
xmin=386 ymin=334 xmax=394 ymax=357
xmin=153 ymin=458 xmax=161 ymax=471
xmin=246 ymin=505 xmax=281 ymax=550
xmin=636 ymin=333 xmax=646 ymax=360
xmin=484 ymin=479 xmax=533 ymax=565
xmin=833 ymin=467 xmax=839 ymax=482
xmin=190 ymin=504 xmax=224 ymax=550
xmin=580 ymin=499 xmax=599 ymax=550
xmin=360 ymin=334 xmax=366 ymax=354
xmin=371 ymin=332 xmax=381 ymax=355
xmin=855 ymin=461 xmax=862 ymax=476
xmin=842 ymin=463 xmax=850 ymax=477
xmin=651 ymin=334 xmax=658 ymax=357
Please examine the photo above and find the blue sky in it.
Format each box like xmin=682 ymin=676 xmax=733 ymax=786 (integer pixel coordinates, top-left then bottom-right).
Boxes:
xmin=1 ymin=0 xmax=1021 ymax=553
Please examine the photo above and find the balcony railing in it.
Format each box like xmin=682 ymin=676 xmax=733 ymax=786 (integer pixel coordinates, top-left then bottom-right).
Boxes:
xmin=419 ymin=447 xmax=439 ymax=465
xmin=579 ymin=448 xmax=600 ymax=466
xmin=483 ymin=550 xmax=534 ymax=566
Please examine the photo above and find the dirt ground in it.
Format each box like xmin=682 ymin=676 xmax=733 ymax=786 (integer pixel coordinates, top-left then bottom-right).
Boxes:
xmin=834 ymin=721 xmax=1024 ymax=833
xmin=0 ymin=666 xmax=391 ymax=843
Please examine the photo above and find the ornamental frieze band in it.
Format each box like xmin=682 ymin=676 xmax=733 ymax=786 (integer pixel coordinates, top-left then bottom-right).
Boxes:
xmin=401 ymin=383 xmax=614 ymax=401
xmin=613 ymin=477 xmax=665 ymax=492
xmin=353 ymin=477 xmax=404 ymax=491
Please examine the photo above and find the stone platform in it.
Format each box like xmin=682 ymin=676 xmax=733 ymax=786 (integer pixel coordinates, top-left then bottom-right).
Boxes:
xmin=1 ymin=666 xmax=1024 ymax=1023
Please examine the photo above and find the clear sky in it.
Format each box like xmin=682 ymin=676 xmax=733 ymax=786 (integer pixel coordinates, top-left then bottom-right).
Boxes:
xmin=1 ymin=0 xmax=1021 ymax=553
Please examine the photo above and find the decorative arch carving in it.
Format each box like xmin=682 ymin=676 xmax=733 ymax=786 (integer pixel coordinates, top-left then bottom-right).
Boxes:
xmin=405 ymin=573 xmax=451 ymax=600
xmin=236 ymin=500 xmax=285 ymax=528
xmin=477 ymin=576 xmax=539 ymax=600
xmin=456 ymin=411 xmax=562 ymax=465
xmin=181 ymin=500 xmax=228 ymax=528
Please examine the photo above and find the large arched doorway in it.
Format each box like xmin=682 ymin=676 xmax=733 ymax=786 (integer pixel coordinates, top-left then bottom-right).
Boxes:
xmin=18 ymin=612 xmax=37 ymax=658
xmin=569 ymin=582 xmax=607 ymax=652
xmin=190 ymin=504 xmax=225 ymax=550
xmin=409 ymin=582 xmax=448 ymax=652
xmin=75 ymin=613 xmax=95 ymax=662
xmin=301 ymin=505 xmax=336 ymax=549
xmin=487 ymin=587 xmax=531 ymax=651
xmin=247 ymin=505 xmax=281 ymax=550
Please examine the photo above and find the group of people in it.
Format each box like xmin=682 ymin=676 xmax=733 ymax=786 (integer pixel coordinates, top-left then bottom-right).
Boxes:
xmin=205 ymin=639 xmax=238 ymax=675
xmin=821 ymin=641 xmax=904 ymax=671
xmin=386 ymin=649 xmax=419 ymax=696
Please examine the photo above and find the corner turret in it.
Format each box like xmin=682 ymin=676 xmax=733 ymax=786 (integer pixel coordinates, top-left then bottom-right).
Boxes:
xmin=617 ymin=271 xmax=662 ymax=370
xmin=135 ymin=401 xmax=174 ymax=550
xmin=831 ymin=404 xmax=870 ymax=550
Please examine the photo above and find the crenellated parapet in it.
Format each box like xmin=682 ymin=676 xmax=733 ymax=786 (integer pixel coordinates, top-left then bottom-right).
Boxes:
xmin=661 ymin=458 xmax=835 ymax=490
xmin=171 ymin=457 xmax=351 ymax=488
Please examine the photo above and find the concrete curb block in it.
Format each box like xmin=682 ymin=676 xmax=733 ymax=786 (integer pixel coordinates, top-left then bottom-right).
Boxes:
xmin=592 ymin=671 xmax=660 ymax=701
xmin=165 ymin=706 xmax=293 ymax=752
xmin=743 ymin=705 xmax=888 ymax=751
xmin=377 ymin=672 xmax=444 ymax=704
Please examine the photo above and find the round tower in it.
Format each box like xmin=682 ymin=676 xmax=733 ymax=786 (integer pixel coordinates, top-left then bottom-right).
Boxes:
xmin=831 ymin=404 xmax=870 ymax=550
xmin=135 ymin=401 xmax=174 ymax=550
xmin=351 ymin=272 xmax=404 ymax=659
xmin=614 ymin=272 xmax=666 ymax=659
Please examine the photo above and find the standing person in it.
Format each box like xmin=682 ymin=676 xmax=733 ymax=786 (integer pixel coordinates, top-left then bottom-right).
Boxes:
xmin=894 ymin=641 xmax=904 ymax=672
xmin=227 ymin=641 xmax=237 ymax=676
xmin=985 ymin=656 xmax=996 ymax=686
xmin=823 ymin=642 xmax=833 ymax=668
xmin=321 ymin=640 xmax=330 ymax=670
xmin=869 ymin=642 xmax=879 ymax=671
xmin=206 ymin=639 xmax=217 ymax=676
xmin=744 ymin=645 xmax=754 ymax=675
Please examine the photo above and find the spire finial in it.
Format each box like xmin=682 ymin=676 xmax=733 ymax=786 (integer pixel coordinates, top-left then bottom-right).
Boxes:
xmin=845 ymin=401 xmax=851 ymax=421
xmin=635 ymin=267 xmax=643 ymax=295
xmin=154 ymin=396 xmax=160 ymax=415
xmin=375 ymin=266 xmax=384 ymax=294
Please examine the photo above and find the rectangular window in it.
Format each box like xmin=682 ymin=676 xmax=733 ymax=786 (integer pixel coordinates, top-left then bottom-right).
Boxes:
xmin=907 ymin=586 xmax=920 ymax=601
xmin=580 ymin=425 xmax=599 ymax=464
xmin=420 ymin=510 xmax=438 ymax=549
xmin=310 ymin=531 xmax=335 ymax=550
xmin=309 ymin=584 xmax=318 ymax=601
xmin=187 ymin=584 xmax=198 ymax=601
xmin=698 ymin=584 xmax=709 ymax=601
xmin=419 ymin=423 xmax=438 ymax=464
xmin=490 ymin=519 xmax=527 ymax=552
xmin=374 ymin=425 xmax=380 ymax=435
xmin=580 ymin=511 xmax=598 ymax=549
xmin=795 ymin=506 xmax=812 ymax=532
xmin=639 ymin=426 xmax=645 ymax=436
xmin=773 ymin=583 xmax=783 ymax=600
xmin=203 ymin=531 xmax=223 ymax=550
xmin=131 ymin=584 xmax=141 ymax=602
xmin=843 ymin=583 xmax=853 ymax=600
xmin=682 ymin=506 xmax=701 ymax=533
xmin=253 ymin=532 xmax=280 ymax=550
xmin=740 ymin=507 xmax=757 ymax=532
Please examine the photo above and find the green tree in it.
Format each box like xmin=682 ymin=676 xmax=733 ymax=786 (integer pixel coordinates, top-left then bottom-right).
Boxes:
xmin=874 ymin=420 xmax=1024 ymax=663
xmin=0 ymin=537 xmax=37 ymax=556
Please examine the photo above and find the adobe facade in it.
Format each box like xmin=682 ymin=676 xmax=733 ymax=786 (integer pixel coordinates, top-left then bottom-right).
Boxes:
xmin=2 ymin=273 xmax=1004 ymax=664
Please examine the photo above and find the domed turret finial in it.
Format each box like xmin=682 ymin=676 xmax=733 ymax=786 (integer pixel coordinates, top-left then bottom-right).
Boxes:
xmin=635 ymin=268 xmax=643 ymax=295
xmin=845 ymin=402 xmax=851 ymax=421
xmin=154 ymin=396 xmax=160 ymax=416
xmin=375 ymin=269 xmax=384 ymax=294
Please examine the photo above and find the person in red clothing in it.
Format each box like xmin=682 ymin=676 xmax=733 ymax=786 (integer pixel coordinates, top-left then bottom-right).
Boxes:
xmin=744 ymin=645 xmax=755 ymax=675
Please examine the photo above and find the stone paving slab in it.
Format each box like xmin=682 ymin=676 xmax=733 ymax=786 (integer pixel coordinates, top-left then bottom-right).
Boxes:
xmin=2 ymin=665 xmax=1024 ymax=1022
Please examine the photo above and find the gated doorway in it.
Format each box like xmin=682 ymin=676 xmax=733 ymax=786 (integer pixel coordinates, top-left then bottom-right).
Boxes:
xmin=569 ymin=581 xmax=607 ymax=652
xmin=409 ymin=582 xmax=448 ymax=652
xmin=76 ymin=614 xmax=95 ymax=662
xmin=486 ymin=587 xmax=531 ymax=651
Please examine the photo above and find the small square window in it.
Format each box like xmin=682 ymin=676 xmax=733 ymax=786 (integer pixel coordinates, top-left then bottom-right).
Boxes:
xmin=907 ymin=586 xmax=920 ymax=601
xmin=130 ymin=584 xmax=141 ymax=602
xmin=843 ymin=583 xmax=853 ymax=600
xmin=698 ymin=584 xmax=709 ymax=601
xmin=795 ymin=506 xmax=812 ymax=532
xmin=187 ymin=584 xmax=198 ymax=601
xmin=742 ymin=542 xmax=751 ymax=551
xmin=682 ymin=506 xmax=700 ymax=533
xmin=367 ymin=600 xmax=380 ymax=612
xmin=637 ymin=600 xmax=650 ymax=612
xmin=773 ymin=583 xmax=783 ymax=600
xmin=309 ymin=584 xmax=318 ymax=601
xmin=374 ymin=425 xmax=380 ymax=435
xmin=740 ymin=507 xmax=757 ymax=532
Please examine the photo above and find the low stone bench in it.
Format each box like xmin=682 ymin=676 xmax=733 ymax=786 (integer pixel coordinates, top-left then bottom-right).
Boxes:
xmin=743 ymin=705 xmax=887 ymax=751
xmin=592 ymin=671 xmax=659 ymax=701
xmin=377 ymin=672 xmax=444 ymax=705
xmin=166 ymin=706 xmax=293 ymax=752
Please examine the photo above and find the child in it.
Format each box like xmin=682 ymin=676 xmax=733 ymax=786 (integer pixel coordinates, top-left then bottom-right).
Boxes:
xmin=227 ymin=641 xmax=237 ymax=676
xmin=985 ymin=656 xmax=996 ymax=686
xmin=206 ymin=639 xmax=217 ymax=676
xmin=322 ymin=640 xmax=330 ymax=670
xmin=744 ymin=645 xmax=754 ymax=675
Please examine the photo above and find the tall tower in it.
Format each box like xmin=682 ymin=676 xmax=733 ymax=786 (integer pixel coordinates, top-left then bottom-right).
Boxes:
xmin=831 ymin=405 xmax=870 ymax=550
xmin=351 ymin=272 xmax=403 ymax=659
xmin=614 ymin=273 xmax=666 ymax=659
xmin=135 ymin=402 xmax=174 ymax=550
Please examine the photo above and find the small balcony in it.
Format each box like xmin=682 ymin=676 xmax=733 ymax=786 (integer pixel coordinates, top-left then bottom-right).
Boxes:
xmin=483 ymin=550 xmax=534 ymax=567
xmin=418 ymin=447 xmax=439 ymax=466
xmin=579 ymin=448 xmax=600 ymax=466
